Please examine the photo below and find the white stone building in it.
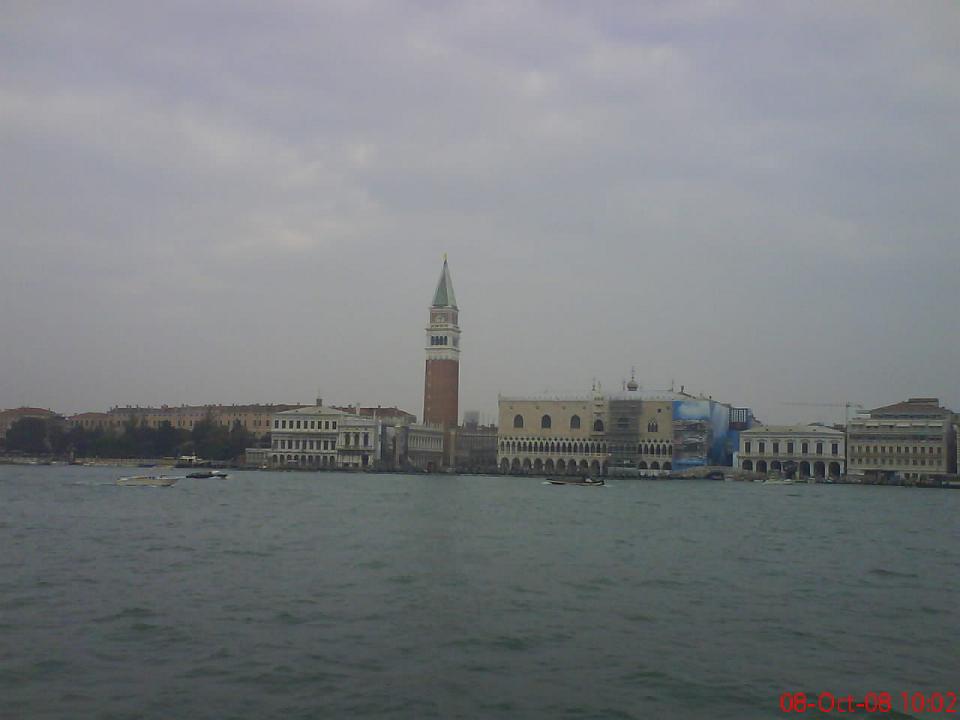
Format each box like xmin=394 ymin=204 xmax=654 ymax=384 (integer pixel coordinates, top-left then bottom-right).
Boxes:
xmin=736 ymin=424 xmax=845 ymax=479
xmin=403 ymin=424 xmax=445 ymax=471
xmin=336 ymin=415 xmax=382 ymax=470
xmin=263 ymin=404 xmax=381 ymax=470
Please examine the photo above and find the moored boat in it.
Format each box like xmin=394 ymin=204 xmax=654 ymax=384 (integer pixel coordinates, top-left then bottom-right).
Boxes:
xmin=185 ymin=470 xmax=229 ymax=479
xmin=547 ymin=477 xmax=605 ymax=487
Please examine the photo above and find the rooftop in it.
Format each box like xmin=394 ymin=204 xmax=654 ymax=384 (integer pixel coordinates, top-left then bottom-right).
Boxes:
xmin=0 ymin=407 xmax=59 ymax=417
xmin=333 ymin=406 xmax=416 ymax=419
xmin=499 ymin=390 xmax=710 ymax=403
xmin=107 ymin=403 xmax=305 ymax=415
xmin=277 ymin=406 xmax=351 ymax=417
xmin=431 ymin=256 xmax=457 ymax=309
xmin=743 ymin=424 xmax=844 ymax=436
xmin=869 ymin=398 xmax=952 ymax=417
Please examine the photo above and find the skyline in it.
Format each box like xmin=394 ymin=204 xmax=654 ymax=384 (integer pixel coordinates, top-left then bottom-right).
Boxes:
xmin=2 ymin=2 xmax=959 ymax=425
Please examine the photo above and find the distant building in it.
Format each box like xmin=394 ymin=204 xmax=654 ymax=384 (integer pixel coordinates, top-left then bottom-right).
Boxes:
xmin=104 ymin=403 xmax=303 ymax=438
xmin=0 ymin=407 xmax=61 ymax=440
xmin=336 ymin=415 xmax=383 ymax=470
xmin=498 ymin=392 xmax=609 ymax=476
xmin=452 ymin=414 xmax=498 ymax=473
xmin=606 ymin=393 xmax=676 ymax=473
xmin=847 ymin=398 xmax=957 ymax=482
xmin=497 ymin=383 xmax=752 ymax=476
xmin=263 ymin=402 xmax=443 ymax=472
xmin=66 ymin=412 xmax=123 ymax=433
xmin=259 ymin=404 xmax=381 ymax=470
xmin=400 ymin=424 xmax=445 ymax=471
xmin=736 ymin=425 xmax=845 ymax=479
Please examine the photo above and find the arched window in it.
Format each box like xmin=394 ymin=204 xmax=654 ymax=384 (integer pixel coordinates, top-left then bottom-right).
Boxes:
xmin=593 ymin=419 xmax=604 ymax=432
xmin=541 ymin=414 xmax=552 ymax=429
xmin=570 ymin=415 xmax=581 ymax=429
xmin=648 ymin=420 xmax=658 ymax=433
xmin=513 ymin=414 xmax=524 ymax=429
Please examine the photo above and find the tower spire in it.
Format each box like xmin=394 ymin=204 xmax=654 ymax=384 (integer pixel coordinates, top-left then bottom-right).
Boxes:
xmin=432 ymin=255 xmax=457 ymax=309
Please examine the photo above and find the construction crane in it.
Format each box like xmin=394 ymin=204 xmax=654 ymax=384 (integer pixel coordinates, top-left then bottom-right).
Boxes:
xmin=781 ymin=401 xmax=865 ymax=423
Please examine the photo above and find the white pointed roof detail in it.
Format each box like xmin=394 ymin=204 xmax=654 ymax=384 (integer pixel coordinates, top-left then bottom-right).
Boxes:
xmin=431 ymin=257 xmax=457 ymax=309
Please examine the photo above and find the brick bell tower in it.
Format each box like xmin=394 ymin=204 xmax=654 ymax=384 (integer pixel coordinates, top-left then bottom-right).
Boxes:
xmin=423 ymin=255 xmax=460 ymax=450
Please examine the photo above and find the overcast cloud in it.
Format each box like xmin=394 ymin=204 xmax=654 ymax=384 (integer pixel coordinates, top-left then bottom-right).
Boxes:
xmin=2 ymin=1 xmax=959 ymax=425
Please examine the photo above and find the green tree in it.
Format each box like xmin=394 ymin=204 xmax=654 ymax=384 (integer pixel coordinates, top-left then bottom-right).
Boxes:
xmin=226 ymin=420 xmax=254 ymax=460
xmin=5 ymin=417 xmax=52 ymax=454
xmin=155 ymin=420 xmax=186 ymax=457
xmin=192 ymin=413 xmax=228 ymax=460
xmin=190 ymin=416 xmax=252 ymax=461
xmin=47 ymin=423 xmax=69 ymax=455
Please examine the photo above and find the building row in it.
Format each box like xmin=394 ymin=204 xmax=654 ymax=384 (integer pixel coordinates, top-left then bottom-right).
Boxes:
xmin=243 ymin=401 xmax=496 ymax=472
xmin=497 ymin=390 xmax=959 ymax=483
xmin=734 ymin=397 xmax=957 ymax=482
xmin=497 ymin=383 xmax=754 ymax=477
xmin=68 ymin=403 xmax=304 ymax=437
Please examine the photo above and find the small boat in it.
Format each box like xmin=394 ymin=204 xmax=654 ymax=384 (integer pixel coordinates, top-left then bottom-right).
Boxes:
xmin=547 ymin=477 xmax=605 ymax=487
xmin=117 ymin=475 xmax=180 ymax=487
xmin=175 ymin=455 xmax=210 ymax=469
xmin=185 ymin=470 xmax=229 ymax=479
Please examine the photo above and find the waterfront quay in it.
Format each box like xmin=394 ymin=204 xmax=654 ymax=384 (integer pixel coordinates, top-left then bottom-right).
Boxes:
xmin=3 ymin=395 xmax=959 ymax=487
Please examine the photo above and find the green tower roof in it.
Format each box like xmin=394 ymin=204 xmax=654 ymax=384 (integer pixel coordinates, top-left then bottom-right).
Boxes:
xmin=432 ymin=256 xmax=457 ymax=309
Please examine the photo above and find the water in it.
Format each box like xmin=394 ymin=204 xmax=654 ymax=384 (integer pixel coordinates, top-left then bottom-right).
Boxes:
xmin=1 ymin=466 xmax=957 ymax=719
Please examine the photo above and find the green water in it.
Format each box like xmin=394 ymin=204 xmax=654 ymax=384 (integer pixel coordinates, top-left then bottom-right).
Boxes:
xmin=1 ymin=466 xmax=956 ymax=719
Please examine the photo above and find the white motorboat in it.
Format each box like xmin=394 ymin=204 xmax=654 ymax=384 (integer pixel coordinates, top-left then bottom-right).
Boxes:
xmin=116 ymin=475 xmax=180 ymax=487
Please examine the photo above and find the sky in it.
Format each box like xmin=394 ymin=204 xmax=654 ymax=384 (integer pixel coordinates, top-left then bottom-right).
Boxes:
xmin=2 ymin=1 xmax=959 ymax=426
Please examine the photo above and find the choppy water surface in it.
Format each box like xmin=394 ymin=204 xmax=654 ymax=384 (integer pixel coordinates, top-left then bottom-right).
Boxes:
xmin=1 ymin=466 xmax=957 ymax=719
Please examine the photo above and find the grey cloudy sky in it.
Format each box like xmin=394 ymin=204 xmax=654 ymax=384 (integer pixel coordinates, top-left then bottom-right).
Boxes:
xmin=2 ymin=1 xmax=959 ymax=425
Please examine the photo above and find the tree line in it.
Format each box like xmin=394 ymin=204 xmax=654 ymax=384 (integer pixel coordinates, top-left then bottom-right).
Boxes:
xmin=1 ymin=415 xmax=257 ymax=462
